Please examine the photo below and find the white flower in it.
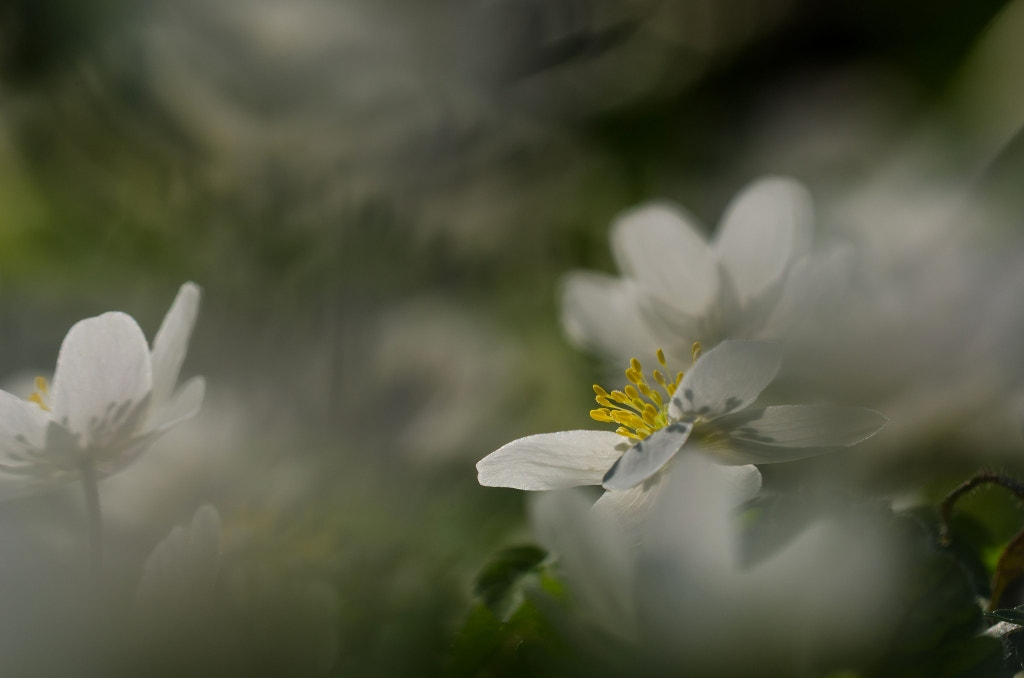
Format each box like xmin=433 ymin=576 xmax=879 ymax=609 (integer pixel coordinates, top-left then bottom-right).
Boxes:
xmin=135 ymin=504 xmax=222 ymax=613
xmin=477 ymin=340 xmax=885 ymax=515
xmin=560 ymin=176 xmax=845 ymax=365
xmin=530 ymin=453 xmax=899 ymax=672
xmin=0 ymin=283 xmax=205 ymax=494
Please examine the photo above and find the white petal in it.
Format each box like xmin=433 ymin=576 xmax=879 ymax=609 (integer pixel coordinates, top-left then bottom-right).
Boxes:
xmin=714 ymin=177 xmax=813 ymax=305
xmin=95 ymin=377 xmax=207 ymax=478
xmin=0 ymin=392 xmax=53 ymax=482
xmin=51 ymin=312 xmax=153 ymax=448
xmin=154 ymin=376 xmax=206 ymax=430
xmin=528 ymin=490 xmax=637 ymax=639
xmin=602 ymin=422 xmax=692 ymax=491
xmin=670 ymin=340 xmax=781 ymax=421
xmin=712 ymin=462 xmax=763 ymax=503
xmin=710 ymin=405 xmax=888 ymax=464
xmin=150 ymin=282 xmax=201 ymax=411
xmin=610 ymin=202 xmax=718 ymax=315
xmin=477 ymin=430 xmax=628 ymax=490
xmin=559 ymin=272 xmax=662 ymax=361
xmin=591 ymin=478 xmax=664 ymax=530
xmin=0 ymin=391 xmax=50 ymax=454
xmin=136 ymin=504 xmax=221 ymax=611
xmin=758 ymin=246 xmax=855 ymax=338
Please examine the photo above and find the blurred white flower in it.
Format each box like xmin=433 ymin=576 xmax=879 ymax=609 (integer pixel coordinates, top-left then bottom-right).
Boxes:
xmin=0 ymin=283 xmax=205 ymax=494
xmin=135 ymin=504 xmax=221 ymax=613
xmin=530 ymin=453 xmax=899 ymax=674
xmin=477 ymin=340 xmax=885 ymax=516
xmin=561 ymin=176 xmax=844 ymax=366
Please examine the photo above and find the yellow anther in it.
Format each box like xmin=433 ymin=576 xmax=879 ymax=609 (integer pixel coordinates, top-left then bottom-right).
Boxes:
xmin=589 ymin=353 xmax=685 ymax=440
xmin=653 ymin=369 xmax=668 ymax=389
xmin=615 ymin=427 xmax=641 ymax=441
xmin=692 ymin=342 xmax=703 ymax=363
xmin=28 ymin=393 xmax=49 ymax=412
xmin=642 ymin=403 xmax=659 ymax=427
xmin=27 ymin=377 xmax=51 ymax=412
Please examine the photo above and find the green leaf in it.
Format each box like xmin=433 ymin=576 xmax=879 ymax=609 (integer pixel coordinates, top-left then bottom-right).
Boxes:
xmin=473 ymin=545 xmax=550 ymax=621
xmin=986 ymin=607 xmax=1024 ymax=625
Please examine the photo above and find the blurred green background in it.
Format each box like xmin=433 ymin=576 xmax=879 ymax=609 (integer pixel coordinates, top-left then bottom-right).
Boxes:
xmin=4 ymin=0 xmax=1024 ymax=674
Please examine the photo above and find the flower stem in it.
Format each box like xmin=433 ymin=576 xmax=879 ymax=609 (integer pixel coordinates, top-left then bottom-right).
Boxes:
xmin=79 ymin=460 xmax=103 ymax=580
xmin=939 ymin=471 xmax=1024 ymax=547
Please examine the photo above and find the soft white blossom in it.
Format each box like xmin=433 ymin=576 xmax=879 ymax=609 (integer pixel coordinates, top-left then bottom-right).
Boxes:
xmin=477 ymin=340 xmax=885 ymax=516
xmin=0 ymin=283 xmax=205 ymax=494
xmin=530 ymin=453 xmax=899 ymax=675
xmin=135 ymin=504 xmax=221 ymax=613
xmin=560 ymin=176 xmax=845 ymax=366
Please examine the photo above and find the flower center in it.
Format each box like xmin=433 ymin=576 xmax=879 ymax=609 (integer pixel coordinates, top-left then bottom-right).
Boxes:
xmin=590 ymin=345 xmax=700 ymax=442
xmin=27 ymin=376 xmax=51 ymax=412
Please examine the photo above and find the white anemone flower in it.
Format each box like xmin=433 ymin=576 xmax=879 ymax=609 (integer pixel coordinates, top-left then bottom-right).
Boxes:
xmin=135 ymin=504 xmax=222 ymax=613
xmin=0 ymin=282 xmax=205 ymax=495
xmin=477 ymin=340 xmax=886 ymax=516
xmin=530 ymin=453 xmax=899 ymax=673
xmin=561 ymin=176 xmax=846 ymax=366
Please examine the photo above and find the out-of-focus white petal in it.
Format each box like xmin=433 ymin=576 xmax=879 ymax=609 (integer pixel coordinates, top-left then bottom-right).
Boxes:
xmin=477 ymin=430 xmax=628 ymax=490
xmin=0 ymin=391 xmax=51 ymax=462
xmin=670 ymin=340 xmax=781 ymax=420
xmin=136 ymin=504 xmax=221 ymax=612
xmin=529 ymin=489 xmax=637 ymax=641
xmin=559 ymin=272 xmax=662 ymax=361
xmin=150 ymin=282 xmax=202 ymax=411
xmin=759 ymin=246 xmax=854 ymax=338
xmin=714 ymin=177 xmax=813 ymax=304
xmin=610 ymin=202 xmax=718 ymax=315
xmin=710 ymin=405 xmax=888 ymax=464
xmin=154 ymin=376 xmax=206 ymax=431
xmin=711 ymin=461 xmax=762 ymax=503
xmin=602 ymin=422 xmax=692 ymax=491
xmin=50 ymin=312 xmax=153 ymax=448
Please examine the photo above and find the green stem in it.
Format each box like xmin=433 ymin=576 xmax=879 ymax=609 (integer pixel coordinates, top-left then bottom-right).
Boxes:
xmin=939 ymin=471 xmax=1024 ymax=547
xmin=79 ymin=459 xmax=102 ymax=580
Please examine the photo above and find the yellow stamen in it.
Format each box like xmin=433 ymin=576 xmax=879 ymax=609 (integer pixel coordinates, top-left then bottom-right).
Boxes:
xmin=589 ymin=350 xmax=684 ymax=440
xmin=692 ymin=342 xmax=703 ymax=363
xmin=28 ymin=377 xmax=51 ymax=412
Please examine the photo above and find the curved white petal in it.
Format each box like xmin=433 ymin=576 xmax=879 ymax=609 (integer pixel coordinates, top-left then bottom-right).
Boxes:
xmin=708 ymin=461 xmax=763 ymax=503
xmin=758 ymin=246 xmax=855 ymax=338
xmin=670 ymin=340 xmax=781 ymax=421
xmin=591 ymin=478 xmax=663 ymax=530
xmin=477 ymin=430 xmax=628 ymax=490
xmin=0 ymin=391 xmax=53 ymax=475
xmin=559 ymin=272 xmax=661 ymax=361
xmin=602 ymin=422 xmax=692 ymax=491
xmin=529 ymin=490 xmax=636 ymax=639
xmin=150 ymin=282 xmax=202 ymax=411
xmin=610 ymin=202 xmax=718 ymax=315
xmin=0 ymin=391 xmax=50 ymax=451
xmin=136 ymin=504 xmax=221 ymax=611
xmin=714 ymin=177 xmax=813 ymax=305
xmin=51 ymin=312 xmax=153 ymax=448
xmin=712 ymin=405 xmax=887 ymax=463
xmin=154 ymin=376 xmax=206 ymax=431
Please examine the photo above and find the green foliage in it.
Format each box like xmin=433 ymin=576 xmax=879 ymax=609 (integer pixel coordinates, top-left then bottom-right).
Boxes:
xmin=448 ymin=545 xmax=570 ymax=678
